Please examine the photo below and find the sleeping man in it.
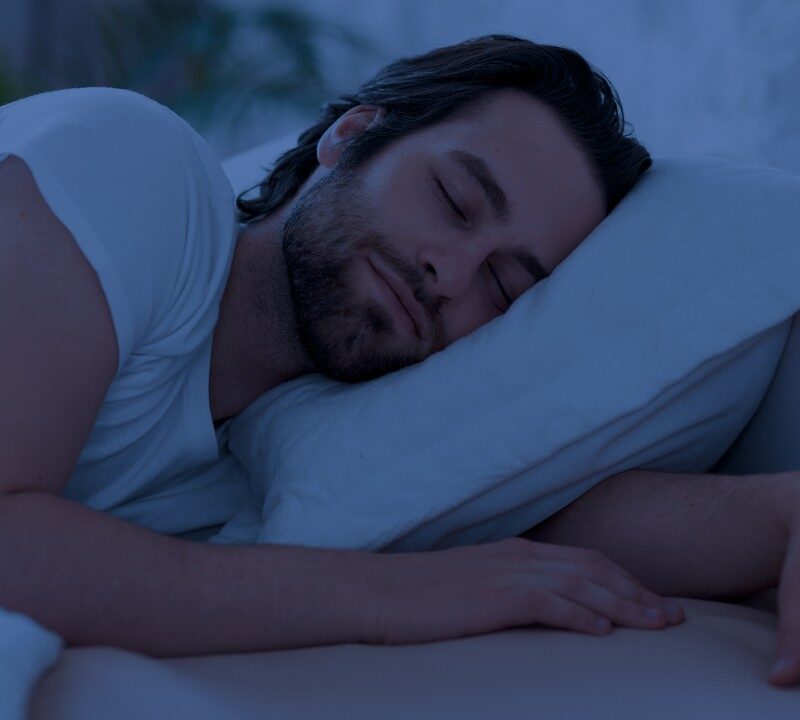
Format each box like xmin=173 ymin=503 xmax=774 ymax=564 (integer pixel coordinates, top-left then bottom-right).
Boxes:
xmin=2 ymin=34 xmax=799 ymax=687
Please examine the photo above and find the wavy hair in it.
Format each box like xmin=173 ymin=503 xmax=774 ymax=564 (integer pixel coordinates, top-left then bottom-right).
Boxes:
xmin=235 ymin=34 xmax=650 ymax=224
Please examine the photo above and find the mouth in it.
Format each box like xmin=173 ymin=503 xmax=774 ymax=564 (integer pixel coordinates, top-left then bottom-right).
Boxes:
xmin=367 ymin=254 xmax=429 ymax=341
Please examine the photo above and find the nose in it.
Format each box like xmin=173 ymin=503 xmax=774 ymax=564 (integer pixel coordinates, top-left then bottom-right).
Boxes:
xmin=419 ymin=239 xmax=488 ymax=301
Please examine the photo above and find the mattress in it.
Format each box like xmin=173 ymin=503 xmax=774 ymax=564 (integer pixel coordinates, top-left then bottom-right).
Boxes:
xmin=29 ymin=595 xmax=797 ymax=720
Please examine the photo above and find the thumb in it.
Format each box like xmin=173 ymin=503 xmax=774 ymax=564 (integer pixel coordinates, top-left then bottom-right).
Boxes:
xmin=769 ymin=521 xmax=800 ymax=686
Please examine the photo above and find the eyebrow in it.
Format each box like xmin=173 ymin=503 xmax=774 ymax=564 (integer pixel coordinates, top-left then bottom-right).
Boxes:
xmin=448 ymin=149 xmax=550 ymax=285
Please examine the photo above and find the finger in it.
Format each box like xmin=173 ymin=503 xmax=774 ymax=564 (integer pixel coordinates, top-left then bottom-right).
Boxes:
xmin=557 ymin=577 xmax=670 ymax=630
xmin=532 ymin=557 xmax=684 ymax=625
xmin=522 ymin=588 xmax=612 ymax=636
xmin=770 ymin=528 xmax=800 ymax=686
xmin=579 ymin=565 xmax=685 ymax=625
xmin=572 ymin=552 xmax=677 ymax=600
xmin=522 ymin=538 xmax=669 ymax=600
xmin=519 ymin=537 xmax=685 ymax=624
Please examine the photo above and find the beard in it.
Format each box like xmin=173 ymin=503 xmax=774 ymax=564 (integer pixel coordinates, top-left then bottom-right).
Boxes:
xmin=281 ymin=166 xmax=435 ymax=383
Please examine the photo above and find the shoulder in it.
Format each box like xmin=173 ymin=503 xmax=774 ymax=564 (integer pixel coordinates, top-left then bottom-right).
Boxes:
xmin=1 ymin=87 xmax=236 ymax=356
xmin=4 ymin=86 xmax=185 ymax=129
xmin=1 ymin=87 xmax=229 ymax=195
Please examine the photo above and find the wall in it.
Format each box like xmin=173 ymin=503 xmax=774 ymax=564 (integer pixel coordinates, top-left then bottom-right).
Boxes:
xmin=219 ymin=0 xmax=800 ymax=172
xmin=3 ymin=0 xmax=798 ymax=170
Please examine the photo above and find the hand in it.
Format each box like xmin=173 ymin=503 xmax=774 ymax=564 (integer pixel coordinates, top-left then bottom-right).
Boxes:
xmin=769 ymin=502 xmax=800 ymax=686
xmin=365 ymin=537 xmax=684 ymax=645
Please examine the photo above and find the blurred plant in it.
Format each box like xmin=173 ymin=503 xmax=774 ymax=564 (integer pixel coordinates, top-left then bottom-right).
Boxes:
xmin=0 ymin=0 xmax=374 ymax=132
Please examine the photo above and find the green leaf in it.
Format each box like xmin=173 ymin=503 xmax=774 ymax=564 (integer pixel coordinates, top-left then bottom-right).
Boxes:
xmin=3 ymin=0 xmax=376 ymax=136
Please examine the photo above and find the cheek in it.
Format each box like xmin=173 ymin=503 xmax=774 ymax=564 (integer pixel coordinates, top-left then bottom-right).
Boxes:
xmin=366 ymin=157 xmax=431 ymax=231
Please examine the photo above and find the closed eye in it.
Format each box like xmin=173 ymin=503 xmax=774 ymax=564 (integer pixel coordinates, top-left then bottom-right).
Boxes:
xmin=435 ymin=177 xmax=467 ymax=223
xmin=488 ymin=261 xmax=512 ymax=307
xmin=434 ymin=175 xmax=511 ymax=309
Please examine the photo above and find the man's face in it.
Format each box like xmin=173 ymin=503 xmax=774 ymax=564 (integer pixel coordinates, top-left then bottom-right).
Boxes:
xmin=282 ymin=89 xmax=605 ymax=382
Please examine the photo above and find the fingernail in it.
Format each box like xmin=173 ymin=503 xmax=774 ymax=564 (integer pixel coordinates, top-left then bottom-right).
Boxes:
xmin=645 ymin=607 xmax=664 ymax=620
xmin=771 ymin=656 xmax=795 ymax=677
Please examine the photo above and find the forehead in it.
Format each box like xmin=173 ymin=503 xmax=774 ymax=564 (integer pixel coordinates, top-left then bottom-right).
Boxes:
xmin=393 ymin=89 xmax=606 ymax=268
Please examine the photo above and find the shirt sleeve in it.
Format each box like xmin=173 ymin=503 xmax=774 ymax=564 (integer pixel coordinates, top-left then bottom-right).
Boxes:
xmin=0 ymin=87 xmax=235 ymax=374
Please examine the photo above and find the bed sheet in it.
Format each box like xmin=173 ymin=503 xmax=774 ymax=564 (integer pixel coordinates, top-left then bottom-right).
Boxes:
xmin=28 ymin=596 xmax=798 ymax=720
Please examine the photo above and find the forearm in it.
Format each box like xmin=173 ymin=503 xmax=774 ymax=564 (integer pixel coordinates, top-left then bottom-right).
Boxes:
xmin=0 ymin=491 xmax=377 ymax=656
xmin=523 ymin=469 xmax=796 ymax=599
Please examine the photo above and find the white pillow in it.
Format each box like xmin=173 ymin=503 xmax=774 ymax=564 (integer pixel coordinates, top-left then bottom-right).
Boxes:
xmin=222 ymin=133 xmax=298 ymax=201
xmin=216 ymin=151 xmax=800 ymax=551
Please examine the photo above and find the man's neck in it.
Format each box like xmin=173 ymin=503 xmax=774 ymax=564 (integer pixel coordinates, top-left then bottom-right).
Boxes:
xmin=208 ymin=213 xmax=315 ymax=424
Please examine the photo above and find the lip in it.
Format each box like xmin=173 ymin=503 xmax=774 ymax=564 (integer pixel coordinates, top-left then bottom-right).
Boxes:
xmin=368 ymin=255 xmax=429 ymax=341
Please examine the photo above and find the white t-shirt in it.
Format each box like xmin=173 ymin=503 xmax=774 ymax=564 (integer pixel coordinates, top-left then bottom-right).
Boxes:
xmin=0 ymin=87 xmax=250 ymax=535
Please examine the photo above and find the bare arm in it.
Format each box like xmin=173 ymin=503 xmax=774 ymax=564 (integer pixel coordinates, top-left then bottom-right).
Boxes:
xmin=522 ymin=469 xmax=793 ymax=600
xmin=0 ymin=488 xmax=690 ymax=657
xmin=0 ymin=491 xmax=381 ymax=655
xmin=521 ymin=468 xmax=800 ymax=685
xmin=0 ymin=154 xmax=367 ymax=655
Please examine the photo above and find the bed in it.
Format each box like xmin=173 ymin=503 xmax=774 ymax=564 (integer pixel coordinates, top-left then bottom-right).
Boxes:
xmin=28 ymin=593 xmax=798 ymax=719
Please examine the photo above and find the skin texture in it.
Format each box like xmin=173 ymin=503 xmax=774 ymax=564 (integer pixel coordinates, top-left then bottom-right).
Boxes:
xmin=524 ymin=468 xmax=800 ymax=686
xmin=208 ymin=89 xmax=605 ymax=423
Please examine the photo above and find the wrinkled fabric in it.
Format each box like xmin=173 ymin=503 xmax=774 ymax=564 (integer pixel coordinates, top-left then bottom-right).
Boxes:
xmin=213 ymin=158 xmax=800 ymax=551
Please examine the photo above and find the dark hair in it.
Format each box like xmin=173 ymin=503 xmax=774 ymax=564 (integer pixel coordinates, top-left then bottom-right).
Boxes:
xmin=235 ymin=34 xmax=651 ymax=224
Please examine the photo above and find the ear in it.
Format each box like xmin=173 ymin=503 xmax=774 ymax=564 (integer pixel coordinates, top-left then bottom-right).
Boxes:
xmin=316 ymin=105 xmax=386 ymax=168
